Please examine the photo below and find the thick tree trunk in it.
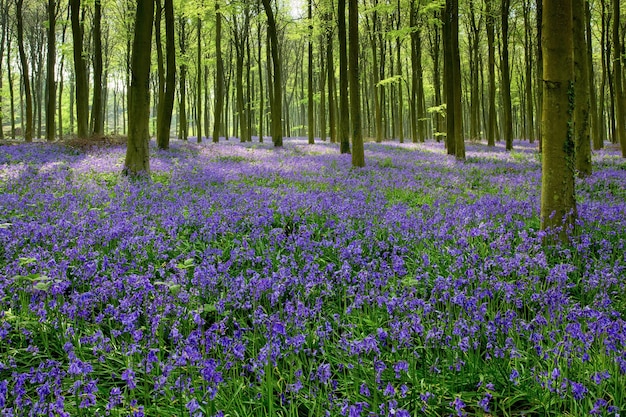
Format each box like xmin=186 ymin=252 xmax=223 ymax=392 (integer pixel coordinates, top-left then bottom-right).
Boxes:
xmin=91 ymin=0 xmax=104 ymax=136
xmin=523 ymin=0 xmax=534 ymax=142
xmin=541 ymin=0 xmax=577 ymax=239
xmin=338 ymin=0 xmax=350 ymax=153
xmin=574 ymin=0 xmax=592 ymax=175
xmin=16 ymin=0 xmax=32 ymax=142
xmin=46 ymin=0 xmax=56 ymax=141
xmin=70 ymin=0 xmax=89 ymax=138
xmin=444 ymin=0 xmax=464 ymax=158
xmin=123 ymin=0 xmax=154 ymax=176
xmin=307 ymin=0 xmax=315 ymax=144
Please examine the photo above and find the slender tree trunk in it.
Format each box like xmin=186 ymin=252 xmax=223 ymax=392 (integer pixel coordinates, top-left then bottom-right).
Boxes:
xmin=523 ymin=0 xmax=534 ymax=142
xmin=70 ymin=0 xmax=88 ymax=138
xmin=469 ymin=0 xmax=481 ymax=141
xmin=157 ymin=0 xmax=175 ymax=149
xmin=46 ymin=0 xmax=56 ymax=141
xmin=213 ymin=1 xmax=224 ymax=142
xmin=541 ymin=0 xmax=577 ymax=239
xmin=574 ymin=0 xmax=592 ymax=174
xmin=501 ymin=0 xmax=514 ymax=150
xmin=486 ymin=0 xmax=496 ymax=146
xmin=196 ymin=16 xmax=202 ymax=143
xmin=319 ymin=34 xmax=327 ymax=141
xmin=155 ymin=0 xmax=165 ymax=139
xmin=614 ymin=0 xmax=626 ymax=156
xmin=349 ymin=0 xmax=363 ymax=166
xmin=262 ymin=0 xmax=283 ymax=146
xmin=338 ymin=0 xmax=350 ymax=153
xmin=429 ymin=12 xmax=443 ymax=140
xmin=16 ymin=0 xmax=32 ymax=142
xmin=307 ymin=0 xmax=315 ymax=144
xmin=587 ymin=1 xmax=601 ymax=149
xmin=257 ymin=16 xmax=264 ymax=142
xmin=178 ymin=17 xmax=188 ymax=140
xmin=326 ymin=12 xmax=337 ymax=143
xmin=91 ymin=0 xmax=104 ymax=136
xmin=536 ymin=0 xmax=543 ymax=149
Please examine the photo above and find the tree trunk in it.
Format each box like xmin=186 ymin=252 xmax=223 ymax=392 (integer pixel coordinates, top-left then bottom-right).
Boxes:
xmin=587 ymin=1 xmax=601 ymax=150
xmin=157 ymin=0 xmax=175 ymax=149
xmin=501 ymin=0 xmax=514 ymax=150
xmin=326 ymin=11 xmax=337 ymax=144
xmin=338 ymin=0 xmax=350 ymax=153
xmin=257 ymin=16 xmax=263 ymax=142
xmin=541 ymin=0 xmax=577 ymax=239
xmin=46 ymin=0 xmax=56 ymax=141
xmin=307 ymin=0 xmax=315 ymax=144
xmin=349 ymin=0 xmax=363 ymax=166
xmin=486 ymin=0 xmax=496 ymax=146
xmin=319 ymin=33 xmax=327 ymax=141
xmin=444 ymin=0 xmax=464 ymax=158
xmin=91 ymin=0 xmax=104 ymax=136
xmin=70 ymin=0 xmax=89 ymax=138
xmin=614 ymin=0 xmax=626 ymax=156
xmin=574 ymin=0 xmax=592 ymax=175
xmin=123 ymin=0 xmax=154 ymax=176
xmin=212 ymin=1 xmax=224 ymax=142
xmin=16 ymin=0 xmax=32 ymax=142
xmin=196 ymin=16 xmax=202 ymax=143
xmin=523 ymin=0 xmax=534 ymax=142
xmin=536 ymin=0 xmax=543 ymax=149
xmin=262 ymin=0 xmax=283 ymax=146
xmin=178 ymin=16 xmax=188 ymax=140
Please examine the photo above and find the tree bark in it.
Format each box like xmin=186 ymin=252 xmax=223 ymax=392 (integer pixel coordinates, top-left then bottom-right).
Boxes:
xmin=486 ymin=0 xmax=496 ymax=146
xmin=123 ymin=0 xmax=154 ymax=176
xmin=70 ymin=0 xmax=88 ymax=138
xmin=16 ymin=0 xmax=32 ymax=142
xmin=308 ymin=0 xmax=315 ymax=144
xmin=262 ymin=0 xmax=283 ymax=146
xmin=156 ymin=0 xmax=175 ymax=149
xmin=326 ymin=12 xmax=337 ymax=144
xmin=178 ymin=16 xmax=188 ymax=140
xmin=574 ymin=0 xmax=592 ymax=175
xmin=338 ymin=0 xmax=350 ymax=153
xmin=212 ymin=1 xmax=224 ymax=142
xmin=614 ymin=0 xmax=626 ymax=156
xmin=444 ymin=0 xmax=464 ymax=158
xmin=523 ymin=0 xmax=534 ymax=142
xmin=349 ymin=0 xmax=363 ymax=166
xmin=541 ymin=0 xmax=577 ymax=239
xmin=501 ymin=0 xmax=514 ymax=150
xmin=91 ymin=0 xmax=104 ymax=136
xmin=46 ymin=0 xmax=56 ymax=141
xmin=196 ymin=16 xmax=202 ymax=143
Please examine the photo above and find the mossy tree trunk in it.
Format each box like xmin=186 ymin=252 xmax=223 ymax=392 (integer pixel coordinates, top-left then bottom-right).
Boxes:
xmin=540 ymin=0 xmax=577 ymax=239
xmin=123 ymin=0 xmax=154 ymax=176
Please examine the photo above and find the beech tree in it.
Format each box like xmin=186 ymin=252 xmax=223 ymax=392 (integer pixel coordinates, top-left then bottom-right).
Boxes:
xmin=261 ymin=0 xmax=283 ymax=146
xmin=540 ymin=0 xmax=577 ymax=239
xmin=16 ymin=0 xmax=32 ymax=142
xmin=70 ymin=0 xmax=89 ymax=138
xmin=123 ymin=0 xmax=154 ymax=176
xmin=349 ymin=0 xmax=363 ymax=166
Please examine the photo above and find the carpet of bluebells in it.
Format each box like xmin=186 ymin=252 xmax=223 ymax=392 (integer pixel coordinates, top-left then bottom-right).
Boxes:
xmin=1 ymin=138 xmax=625 ymax=417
